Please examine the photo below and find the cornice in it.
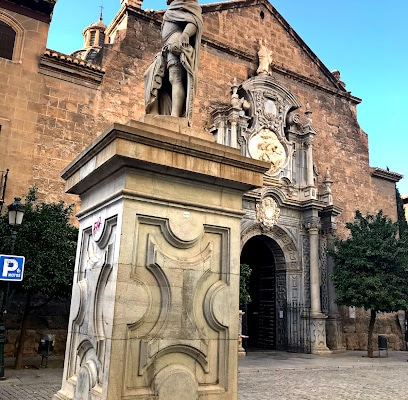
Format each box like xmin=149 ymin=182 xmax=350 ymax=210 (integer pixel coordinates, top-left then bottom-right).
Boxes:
xmin=0 ymin=0 xmax=55 ymax=23
xmin=39 ymin=49 xmax=105 ymax=88
xmin=371 ymin=167 xmax=403 ymax=183
xmin=202 ymin=35 xmax=360 ymax=104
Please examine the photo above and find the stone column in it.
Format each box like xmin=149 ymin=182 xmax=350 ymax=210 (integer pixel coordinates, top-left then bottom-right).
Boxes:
xmin=229 ymin=119 xmax=238 ymax=149
xmin=52 ymin=117 xmax=268 ymax=400
xmin=305 ymin=220 xmax=331 ymax=354
xmin=308 ymin=221 xmax=321 ymax=315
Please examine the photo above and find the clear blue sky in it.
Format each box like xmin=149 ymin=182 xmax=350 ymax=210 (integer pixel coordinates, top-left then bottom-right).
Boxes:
xmin=47 ymin=0 xmax=408 ymax=195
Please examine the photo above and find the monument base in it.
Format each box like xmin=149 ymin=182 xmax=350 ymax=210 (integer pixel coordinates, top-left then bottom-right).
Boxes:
xmin=53 ymin=119 xmax=268 ymax=399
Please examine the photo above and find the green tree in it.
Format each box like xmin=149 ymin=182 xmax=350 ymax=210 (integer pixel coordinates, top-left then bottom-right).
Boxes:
xmin=329 ymin=210 xmax=408 ymax=357
xmin=239 ymin=263 xmax=252 ymax=306
xmin=0 ymin=187 xmax=78 ymax=369
xmin=396 ymin=187 xmax=408 ymax=239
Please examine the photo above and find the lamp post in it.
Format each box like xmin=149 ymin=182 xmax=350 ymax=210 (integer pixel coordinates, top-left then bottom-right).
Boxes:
xmin=0 ymin=197 xmax=25 ymax=379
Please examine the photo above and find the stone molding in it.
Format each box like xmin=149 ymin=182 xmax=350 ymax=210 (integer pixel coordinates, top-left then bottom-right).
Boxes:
xmin=39 ymin=50 xmax=105 ymax=88
xmin=0 ymin=10 xmax=25 ymax=63
xmin=371 ymin=167 xmax=403 ymax=183
xmin=61 ymin=120 xmax=269 ymax=196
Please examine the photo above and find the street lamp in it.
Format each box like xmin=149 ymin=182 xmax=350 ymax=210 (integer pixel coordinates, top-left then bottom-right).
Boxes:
xmin=0 ymin=197 xmax=25 ymax=379
xmin=8 ymin=197 xmax=25 ymax=247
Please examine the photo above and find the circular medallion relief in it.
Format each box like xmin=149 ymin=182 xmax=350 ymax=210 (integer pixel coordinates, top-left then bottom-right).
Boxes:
xmin=248 ymin=129 xmax=286 ymax=174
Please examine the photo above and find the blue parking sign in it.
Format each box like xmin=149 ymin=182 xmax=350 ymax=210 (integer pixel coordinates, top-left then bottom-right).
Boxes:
xmin=0 ymin=255 xmax=25 ymax=281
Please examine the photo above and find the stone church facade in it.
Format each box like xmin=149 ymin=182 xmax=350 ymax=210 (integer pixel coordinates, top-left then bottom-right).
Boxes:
xmin=0 ymin=0 xmax=404 ymax=357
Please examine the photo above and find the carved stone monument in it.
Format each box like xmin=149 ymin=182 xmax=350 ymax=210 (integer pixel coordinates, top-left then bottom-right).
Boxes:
xmin=52 ymin=120 xmax=268 ymax=399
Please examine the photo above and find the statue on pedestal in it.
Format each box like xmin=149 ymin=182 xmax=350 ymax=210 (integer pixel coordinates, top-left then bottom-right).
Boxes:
xmin=144 ymin=0 xmax=203 ymax=123
xmin=256 ymin=38 xmax=272 ymax=75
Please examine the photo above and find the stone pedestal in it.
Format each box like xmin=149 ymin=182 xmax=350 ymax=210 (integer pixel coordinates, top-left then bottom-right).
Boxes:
xmin=311 ymin=313 xmax=332 ymax=355
xmin=326 ymin=315 xmax=346 ymax=353
xmin=53 ymin=119 xmax=268 ymax=400
xmin=238 ymin=310 xmax=246 ymax=357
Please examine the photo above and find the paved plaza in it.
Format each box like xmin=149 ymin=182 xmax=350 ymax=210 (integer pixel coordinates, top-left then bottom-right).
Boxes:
xmin=0 ymin=350 xmax=407 ymax=399
xmin=239 ymin=350 xmax=408 ymax=399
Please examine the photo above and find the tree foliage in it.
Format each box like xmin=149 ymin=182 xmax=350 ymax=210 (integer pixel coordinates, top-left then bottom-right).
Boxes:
xmin=0 ymin=186 xmax=78 ymax=298
xmin=329 ymin=209 xmax=408 ymax=357
xmin=330 ymin=210 xmax=408 ymax=312
xmin=0 ymin=186 xmax=78 ymax=368
xmin=239 ymin=263 xmax=252 ymax=306
xmin=396 ymin=187 xmax=408 ymax=239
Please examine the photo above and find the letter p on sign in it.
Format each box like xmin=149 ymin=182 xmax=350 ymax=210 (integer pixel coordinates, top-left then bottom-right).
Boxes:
xmin=0 ymin=255 xmax=25 ymax=281
xmin=3 ymin=258 xmax=18 ymax=275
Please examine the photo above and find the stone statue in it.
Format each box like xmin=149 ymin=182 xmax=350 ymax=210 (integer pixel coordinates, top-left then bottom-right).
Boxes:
xmin=256 ymin=38 xmax=272 ymax=75
xmin=144 ymin=0 xmax=203 ymax=123
xmin=331 ymin=69 xmax=346 ymax=88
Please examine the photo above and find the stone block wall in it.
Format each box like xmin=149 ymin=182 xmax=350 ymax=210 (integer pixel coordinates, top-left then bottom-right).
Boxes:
xmin=4 ymin=296 xmax=70 ymax=357
xmin=340 ymin=306 xmax=404 ymax=351
xmin=0 ymin=1 xmax=401 ymax=356
xmin=1 ymin=2 xmax=398 ymax=229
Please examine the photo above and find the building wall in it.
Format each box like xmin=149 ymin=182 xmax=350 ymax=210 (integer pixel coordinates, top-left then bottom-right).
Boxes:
xmin=0 ymin=6 xmax=52 ymax=202
xmin=0 ymin=0 xmax=402 ymax=355
xmin=1 ymin=2 xmax=399 ymax=226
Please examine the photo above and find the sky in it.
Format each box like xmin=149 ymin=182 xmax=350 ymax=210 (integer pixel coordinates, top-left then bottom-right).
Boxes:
xmin=47 ymin=0 xmax=408 ymax=195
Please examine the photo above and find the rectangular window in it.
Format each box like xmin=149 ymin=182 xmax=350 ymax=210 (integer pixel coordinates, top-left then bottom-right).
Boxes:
xmin=98 ymin=33 xmax=105 ymax=47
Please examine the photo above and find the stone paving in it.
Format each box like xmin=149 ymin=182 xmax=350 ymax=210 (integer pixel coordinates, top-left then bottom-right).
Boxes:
xmin=0 ymin=351 xmax=407 ymax=399
xmin=238 ymin=350 xmax=408 ymax=399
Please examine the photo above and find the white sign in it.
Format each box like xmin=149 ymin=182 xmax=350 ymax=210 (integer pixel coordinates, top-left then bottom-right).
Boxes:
xmin=0 ymin=255 xmax=25 ymax=281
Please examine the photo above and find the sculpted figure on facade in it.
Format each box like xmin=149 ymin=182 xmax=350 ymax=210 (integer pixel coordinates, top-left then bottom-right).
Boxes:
xmin=256 ymin=38 xmax=273 ymax=75
xmin=249 ymin=128 xmax=286 ymax=174
xmin=256 ymin=196 xmax=281 ymax=229
xmin=144 ymin=0 xmax=203 ymax=123
xmin=230 ymin=77 xmax=249 ymax=111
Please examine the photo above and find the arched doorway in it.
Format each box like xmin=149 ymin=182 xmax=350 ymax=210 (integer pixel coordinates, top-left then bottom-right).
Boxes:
xmin=241 ymin=235 xmax=277 ymax=350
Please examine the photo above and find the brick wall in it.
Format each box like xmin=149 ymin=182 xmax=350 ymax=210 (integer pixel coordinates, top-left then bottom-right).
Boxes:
xmin=0 ymin=2 xmax=398 ymax=225
xmin=0 ymin=0 xmax=401 ymax=354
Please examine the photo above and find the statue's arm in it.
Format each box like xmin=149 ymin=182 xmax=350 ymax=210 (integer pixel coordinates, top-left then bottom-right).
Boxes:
xmin=180 ymin=23 xmax=197 ymax=46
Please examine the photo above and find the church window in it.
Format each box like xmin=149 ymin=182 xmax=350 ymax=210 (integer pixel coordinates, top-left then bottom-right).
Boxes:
xmin=99 ymin=32 xmax=105 ymax=47
xmin=0 ymin=20 xmax=16 ymax=60
xmin=90 ymin=31 xmax=96 ymax=46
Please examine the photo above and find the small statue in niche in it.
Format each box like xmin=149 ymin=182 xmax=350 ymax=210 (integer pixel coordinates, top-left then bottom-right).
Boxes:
xmin=230 ymin=77 xmax=250 ymax=111
xmin=256 ymin=38 xmax=273 ymax=75
xmin=144 ymin=0 xmax=203 ymax=123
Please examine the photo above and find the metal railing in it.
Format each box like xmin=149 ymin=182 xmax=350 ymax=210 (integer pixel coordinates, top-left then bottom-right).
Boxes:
xmin=284 ymin=302 xmax=311 ymax=354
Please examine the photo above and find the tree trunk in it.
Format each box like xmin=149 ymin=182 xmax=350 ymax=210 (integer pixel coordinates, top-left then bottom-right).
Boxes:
xmin=367 ymin=309 xmax=376 ymax=358
xmin=14 ymin=291 xmax=32 ymax=370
